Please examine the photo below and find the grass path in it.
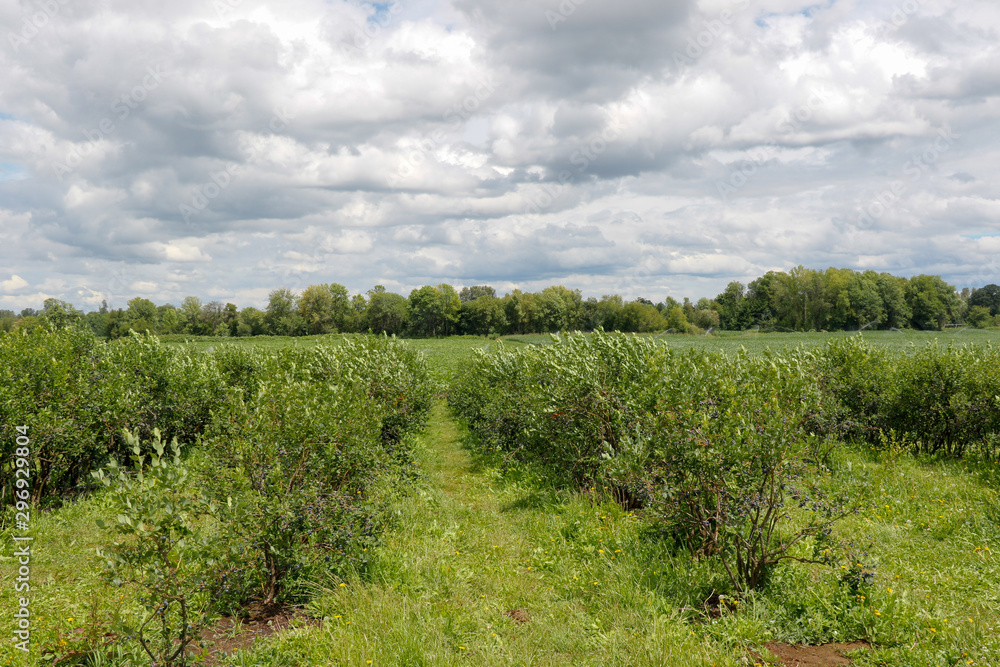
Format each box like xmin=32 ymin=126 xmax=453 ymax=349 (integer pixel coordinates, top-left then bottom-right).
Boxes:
xmin=236 ymin=399 xmax=732 ymax=667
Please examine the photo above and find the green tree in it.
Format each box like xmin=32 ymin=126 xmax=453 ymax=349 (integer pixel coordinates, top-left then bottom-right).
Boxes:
xmin=772 ymin=266 xmax=827 ymax=331
xmin=905 ymin=275 xmax=961 ymax=330
xmin=236 ymin=307 xmax=266 ymax=336
xmin=537 ymin=286 xmax=583 ymax=332
xmin=969 ymin=284 xmax=1000 ymax=316
xmin=180 ymin=296 xmax=206 ymax=335
xmin=502 ymin=290 xmax=539 ymax=334
xmin=745 ymin=273 xmax=777 ymax=327
xmin=715 ymin=280 xmax=752 ymax=331
xmin=408 ymin=286 xmax=439 ymax=337
xmin=105 ymin=309 xmax=129 ymax=338
xmin=876 ymin=273 xmax=910 ymax=329
xmin=618 ymin=301 xmax=667 ymax=332
xmin=200 ymin=301 xmax=225 ymax=334
xmin=579 ymin=298 xmax=598 ymax=330
xmin=224 ymin=303 xmax=239 ymax=336
xmin=682 ymin=297 xmax=697 ymax=325
xmin=41 ymin=298 xmax=82 ymax=329
xmin=691 ymin=307 xmax=720 ymax=331
xmin=459 ymin=285 xmax=497 ymax=303
xmin=299 ymin=283 xmax=336 ymax=334
xmin=126 ymin=297 xmax=158 ymax=334
xmin=581 ymin=295 xmax=623 ymax=331
xmin=461 ymin=295 xmax=507 ymax=335
xmin=329 ymin=283 xmax=355 ymax=333
xmin=350 ymin=294 xmax=367 ymax=332
xmin=408 ymin=284 xmax=461 ymax=337
xmin=822 ymin=268 xmax=853 ymax=330
xmin=366 ymin=286 xmax=409 ymax=335
xmin=967 ymin=305 xmax=994 ymax=328
xmin=847 ymin=271 xmax=885 ymax=330
xmin=82 ymin=308 xmax=109 ymax=337
xmin=664 ymin=305 xmax=689 ymax=332
xmin=264 ymin=288 xmax=303 ymax=336
xmin=158 ymin=305 xmax=183 ymax=334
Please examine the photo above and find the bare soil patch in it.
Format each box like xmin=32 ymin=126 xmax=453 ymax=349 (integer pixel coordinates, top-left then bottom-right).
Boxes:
xmin=505 ymin=608 xmax=530 ymax=623
xmin=197 ymin=602 xmax=318 ymax=664
xmin=758 ymin=641 xmax=869 ymax=667
xmin=47 ymin=603 xmax=317 ymax=665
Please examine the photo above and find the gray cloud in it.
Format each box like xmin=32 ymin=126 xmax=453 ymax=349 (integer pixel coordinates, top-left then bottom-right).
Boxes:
xmin=1 ymin=0 xmax=999 ymax=311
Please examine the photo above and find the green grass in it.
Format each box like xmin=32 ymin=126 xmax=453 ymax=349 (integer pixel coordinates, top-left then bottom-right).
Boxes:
xmin=0 ymin=494 xmax=133 ymax=666
xmin=405 ymin=336 xmax=498 ymax=388
xmin=814 ymin=450 xmax=1000 ymax=664
xmin=3 ymin=334 xmax=1000 ymax=666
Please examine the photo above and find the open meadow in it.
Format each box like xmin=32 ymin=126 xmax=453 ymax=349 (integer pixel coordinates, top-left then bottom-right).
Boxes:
xmin=1 ymin=330 xmax=998 ymax=667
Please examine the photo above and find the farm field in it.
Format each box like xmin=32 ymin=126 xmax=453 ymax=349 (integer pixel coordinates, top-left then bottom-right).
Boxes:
xmin=1 ymin=330 xmax=999 ymax=667
xmin=158 ymin=328 xmax=1000 ymax=356
xmin=505 ymin=329 xmax=1000 ymax=353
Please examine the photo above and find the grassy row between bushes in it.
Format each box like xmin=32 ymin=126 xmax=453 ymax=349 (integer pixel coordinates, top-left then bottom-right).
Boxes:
xmin=0 ymin=328 xmax=432 ymax=665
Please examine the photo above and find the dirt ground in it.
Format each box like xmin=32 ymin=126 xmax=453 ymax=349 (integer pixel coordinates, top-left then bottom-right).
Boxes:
xmin=198 ymin=603 xmax=318 ymax=665
xmin=758 ymin=641 xmax=870 ymax=667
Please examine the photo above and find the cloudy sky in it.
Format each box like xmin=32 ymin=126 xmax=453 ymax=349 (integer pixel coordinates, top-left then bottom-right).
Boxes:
xmin=1 ymin=0 xmax=999 ymax=310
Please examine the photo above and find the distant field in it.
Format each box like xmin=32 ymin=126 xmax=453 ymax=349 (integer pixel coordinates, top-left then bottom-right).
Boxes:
xmin=156 ymin=332 xmax=356 ymax=352
xmin=502 ymin=329 xmax=1000 ymax=354
xmin=158 ymin=333 xmax=493 ymax=385
xmin=648 ymin=328 xmax=1000 ymax=352
xmin=159 ymin=329 xmax=1000 ymax=375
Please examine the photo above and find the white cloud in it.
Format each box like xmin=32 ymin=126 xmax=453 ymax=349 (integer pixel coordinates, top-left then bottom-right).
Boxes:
xmin=1 ymin=275 xmax=29 ymax=292
xmin=0 ymin=0 xmax=998 ymax=311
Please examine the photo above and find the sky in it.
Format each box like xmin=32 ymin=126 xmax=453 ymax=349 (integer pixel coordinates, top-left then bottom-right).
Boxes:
xmin=1 ymin=0 xmax=999 ymax=311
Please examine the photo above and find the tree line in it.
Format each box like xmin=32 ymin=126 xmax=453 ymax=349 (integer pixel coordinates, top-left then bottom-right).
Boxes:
xmin=714 ymin=267 xmax=1000 ymax=332
xmin=3 ymin=266 xmax=999 ymax=338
